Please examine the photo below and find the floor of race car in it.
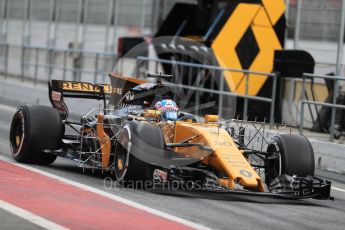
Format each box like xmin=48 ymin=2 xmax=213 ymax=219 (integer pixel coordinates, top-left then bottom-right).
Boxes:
xmin=1 ymin=104 xmax=345 ymax=230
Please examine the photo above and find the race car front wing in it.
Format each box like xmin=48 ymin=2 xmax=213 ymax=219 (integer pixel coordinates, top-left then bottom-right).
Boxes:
xmin=153 ymin=166 xmax=332 ymax=200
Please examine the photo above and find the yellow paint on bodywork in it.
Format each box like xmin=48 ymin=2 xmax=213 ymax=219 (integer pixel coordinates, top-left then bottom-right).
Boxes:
xmin=144 ymin=109 xmax=161 ymax=118
xmin=173 ymin=122 xmax=265 ymax=191
xmin=205 ymin=115 xmax=219 ymax=123
xmin=96 ymin=113 xmax=111 ymax=168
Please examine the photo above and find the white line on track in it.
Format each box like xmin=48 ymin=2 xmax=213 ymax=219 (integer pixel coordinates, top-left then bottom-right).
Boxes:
xmin=0 ymin=200 xmax=69 ymax=230
xmin=0 ymin=157 xmax=210 ymax=230
xmin=332 ymin=186 xmax=345 ymax=193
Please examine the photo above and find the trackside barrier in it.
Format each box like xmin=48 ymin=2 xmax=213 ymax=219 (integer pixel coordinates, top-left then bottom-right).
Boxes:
xmin=0 ymin=43 xmax=9 ymax=78
xmin=136 ymin=56 xmax=278 ymax=127
xmin=300 ymin=73 xmax=345 ymax=141
xmin=21 ymin=45 xmax=117 ymax=84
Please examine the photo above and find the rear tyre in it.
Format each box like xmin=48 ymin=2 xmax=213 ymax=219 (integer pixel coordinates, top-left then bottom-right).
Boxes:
xmin=266 ymin=134 xmax=315 ymax=184
xmin=9 ymin=105 xmax=63 ymax=164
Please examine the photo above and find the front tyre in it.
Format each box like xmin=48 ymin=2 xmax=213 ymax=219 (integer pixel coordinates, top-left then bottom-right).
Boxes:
xmin=9 ymin=105 xmax=63 ymax=164
xmin=114 ymin=124 xmax=153 ymax=184
xmin=114 ymin=125 xmax=131 ymax=181
xmin=114 ymin=121 xmax=165 ymax=187
xmin=266 ymin=134 xmax=315 ymax=184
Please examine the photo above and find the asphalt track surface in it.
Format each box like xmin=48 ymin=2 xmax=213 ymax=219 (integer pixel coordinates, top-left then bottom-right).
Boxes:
xmin=1 ymin=103 xmax=345 ymax=230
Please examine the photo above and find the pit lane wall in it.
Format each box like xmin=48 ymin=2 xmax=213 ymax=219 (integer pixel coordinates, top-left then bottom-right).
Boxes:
xmin=0 ymin=76 xmax=344 ymax=174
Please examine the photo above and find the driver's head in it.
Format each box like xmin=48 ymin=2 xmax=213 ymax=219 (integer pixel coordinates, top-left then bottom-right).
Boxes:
xmin=154 ymin=99 xmax=178 ymax=121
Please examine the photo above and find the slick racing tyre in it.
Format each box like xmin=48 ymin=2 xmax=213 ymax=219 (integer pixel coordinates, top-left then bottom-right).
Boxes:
xmin=114 ymin=121 xmax=165 ymax=187
xmin=9 ymin=105 xmax=63 ymax=164
xmin=266 ymin=134 xmax=315 ymax=184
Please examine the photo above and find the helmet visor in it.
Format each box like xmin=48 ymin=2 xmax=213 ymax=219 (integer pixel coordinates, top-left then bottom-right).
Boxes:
xmin=164 ymin=111 xmax=178 ymax=121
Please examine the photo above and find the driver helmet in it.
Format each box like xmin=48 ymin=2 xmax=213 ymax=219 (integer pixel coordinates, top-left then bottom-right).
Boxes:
xmin=154 ymin=99 xmax=179 ymax=121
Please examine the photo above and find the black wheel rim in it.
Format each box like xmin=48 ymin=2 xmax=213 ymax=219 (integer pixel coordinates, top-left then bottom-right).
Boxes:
xmin=10 ymin=111 xmax=25 ymax=156
xmin=114 ymin=129 xmax=129 ymax=181
xmin=266 ymin=144 xmax=281 ymax=185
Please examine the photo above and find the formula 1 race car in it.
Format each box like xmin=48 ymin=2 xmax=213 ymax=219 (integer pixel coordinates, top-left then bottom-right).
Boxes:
xmin=9 ymin=72 xmax=331 ymax=200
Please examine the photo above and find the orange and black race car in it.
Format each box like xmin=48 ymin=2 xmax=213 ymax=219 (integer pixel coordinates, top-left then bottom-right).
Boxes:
xmin=9 ymin=72 xmax=331 ymax=200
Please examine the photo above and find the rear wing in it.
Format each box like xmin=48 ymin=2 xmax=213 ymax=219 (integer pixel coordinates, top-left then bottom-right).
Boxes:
xmin=48 ymin=80 xmax=113 ymax=120
xmin=48 ymin=73 xmax=146 ymax=120
xmin=49 ymin=80 xmax=113 ymax=99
